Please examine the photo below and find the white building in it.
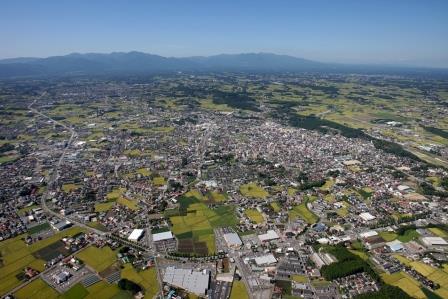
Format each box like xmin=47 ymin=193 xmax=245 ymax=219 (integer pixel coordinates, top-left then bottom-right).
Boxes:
xmin=223 ymin=233 xmax=242 ymax=248
xmin=258 ymin=230 xmax=279 ymax=242
xmin=163 ymin=267 xmax=210 ymax=296
xmin=359 ymin=212 xmax=376 ymax=222
xmin=128 ymin=229 xmax=144 ymax=242
xmin=152 ymin=231 xmax=174 ymax=242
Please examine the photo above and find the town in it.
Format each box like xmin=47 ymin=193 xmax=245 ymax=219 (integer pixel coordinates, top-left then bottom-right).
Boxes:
xmin=1 ymin=73 xmax=448 ymax=299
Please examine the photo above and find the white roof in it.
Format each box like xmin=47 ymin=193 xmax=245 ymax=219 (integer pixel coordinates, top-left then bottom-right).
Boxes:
xmin=359 ymin=212 xmax=376 ymax=221
xmin=128 ymin=229 xmax=144 ymax=241
xmin=422 ymin=237 xmax=448 ymax=246
xmin=258 ymin=230 xmax=279 ymax=242
xmin=360 ymin=230 xmax=378 ymax=238
xmin=223 ymin=233 xmax=242 ymax=246
xmin=254 ymin=254 xmax=277 ymax=266
xmin=163 ymin=267 xmax=210 ymax=295
xmin=153 ymin=231 xmax=174 ymax=242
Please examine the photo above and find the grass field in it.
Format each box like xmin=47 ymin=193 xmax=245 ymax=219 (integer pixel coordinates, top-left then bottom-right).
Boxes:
xmin=239 ymin=182 xmax=269 ymax=199
xmin=152 ymin=176 xmax=166 ymax=186
xmin=288 ymin=200 xmax=318 ymax=224
xmin=270 ymin=201 xmax=281 ymax=212
xmin=381 ymin=272 xmax=425 ymax=299
xmin=94 ymin=201 xmax=115 ymax=212
xmin=14 ymin=278 xmax=59 ymax=299
xmin=116 ymin=196 xmax=139 ymax=210
xmin=230 ymin=280 xmax=249 ymax=299
xmin=76 ymin=246 xmax=116 ymax=272
xmin=244 ymin=209 xmax=264 ymax=224
xmin=209 ymin=191 xmax=227 ymax=202
xmin=291 ymin=274 xmax=308 ymax=283
xmin=0 ymin=226 xmax=85 ymax=296
xmin=120 ymin=264 xmax=159 ymax=298
xmin=378 ymin=231 xmax=398 ymax=242
xmin=61 ymin=183 xmax=80 ymax=193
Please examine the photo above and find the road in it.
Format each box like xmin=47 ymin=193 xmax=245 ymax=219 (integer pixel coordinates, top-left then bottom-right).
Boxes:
xmin=28 ymin=95 xmax=105 ymax=236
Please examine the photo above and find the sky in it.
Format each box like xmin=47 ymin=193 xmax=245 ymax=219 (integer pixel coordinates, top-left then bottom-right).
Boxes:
xmin=1 ymin=0 xmax=448 ymax=67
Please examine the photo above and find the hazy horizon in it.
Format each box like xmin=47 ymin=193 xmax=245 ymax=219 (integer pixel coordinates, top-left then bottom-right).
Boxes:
xmin=1 ymin=0 xmax=448 ymax=67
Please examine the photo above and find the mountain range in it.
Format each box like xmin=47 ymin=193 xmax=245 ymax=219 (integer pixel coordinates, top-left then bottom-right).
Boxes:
xmin=0 ymin=52 xmax=446 ymax=78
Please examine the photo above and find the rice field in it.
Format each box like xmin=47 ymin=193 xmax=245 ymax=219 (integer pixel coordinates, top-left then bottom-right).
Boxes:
xmin=244 ymin=209 xmax=264 ymax=224
xmin=76 ymin=246 xmax=116 ymax=272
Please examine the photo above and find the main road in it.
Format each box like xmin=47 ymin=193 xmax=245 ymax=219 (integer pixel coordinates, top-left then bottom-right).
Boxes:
xmin=28 ymin=95 xmax=106 ymax=236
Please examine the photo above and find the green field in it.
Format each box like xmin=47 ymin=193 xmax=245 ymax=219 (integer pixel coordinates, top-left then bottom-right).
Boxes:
xmin=0 ymin=226 xmax=85 ymax=296
xmin=61 ymin=183 xmax=80 ymax=193
xmin=230 ymin=280 xmax=249 ymax=299
xmin=379 ymin=231 xmax=398 ymax=242
xmin=94 ymin=201 xmax=115 ymax=212
xmin=152 ymin=176 xmax=166 ymax=186
xmin=244 ymin=209 xmax=264 ymax=224
xmin=76 ymin=245 xmax=116 ymax=272
xmin=239 ymin=182 xmax=269 ymax=199
xmin=288 ymin=199 xmax=318 ymax=224
xmin=270 ymin=201 xmax=281 ymax=212
xmin=397 ymin=229 xmax=420 ymax=242
xmin=291 ymin=274 xmax=308 ymax=283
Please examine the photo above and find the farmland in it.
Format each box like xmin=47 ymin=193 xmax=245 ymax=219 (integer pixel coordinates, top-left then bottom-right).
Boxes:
xmin=0 ymin=226 xmax=85 ymax=296
xmin=76 ymin=245 xmax=116 ymax=272
xmin=230 ymin=280 xmax=249 ymax=299
xmin=239 ymin=182 xmax=269 ymax=199
xmin=244 ymin=209 xmax=264 ymax=224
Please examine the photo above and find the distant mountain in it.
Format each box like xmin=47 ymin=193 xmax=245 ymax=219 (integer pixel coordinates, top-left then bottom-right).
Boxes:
xmin=0 ymin=52 xmax=446 ymax=78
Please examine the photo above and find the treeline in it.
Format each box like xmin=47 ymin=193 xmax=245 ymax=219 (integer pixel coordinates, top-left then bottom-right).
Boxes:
xmin=298 ymin=179 xmax=326 ymax=191
xmin=419 ymin=182 xmax=448 ymax=197
xmin=422 ymin=126 xmax=448 ymax=139
xmin=320 ymin=246 xmax=378 ymax=281
xmin=212 ymin=90 xmax=260 ymax=111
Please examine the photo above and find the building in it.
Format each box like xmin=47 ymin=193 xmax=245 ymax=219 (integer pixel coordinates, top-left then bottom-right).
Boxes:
xmin=421 ymin=237 xmax=448 ymax=250
xmin=223 ymin=232 xmax=243 ymax=249
xmin=254 ymin=254 xmax=277 ymax=266
xmin=153 ymin=231 xmax=176 ymax=252
xmin=163 ymin=267 xmax=210 ymax=296
xmin=128 ymin=229 xmax=144 ymax=242
xmin=386 ymin=240 xmax=403 ymax=252
xmin=51 ymin=220 xmax=72 ymax=231
xmin=359 ymin=212 xmax=376 ymax=223
xmin=363 ymin=235 xmax=386 ymax=250
xmin=258 ymin=230 xmax=279 ymax=243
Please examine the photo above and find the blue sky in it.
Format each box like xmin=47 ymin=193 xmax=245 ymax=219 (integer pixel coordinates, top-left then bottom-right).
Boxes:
xmin=1 ymin=0 xmax=448 ymax=67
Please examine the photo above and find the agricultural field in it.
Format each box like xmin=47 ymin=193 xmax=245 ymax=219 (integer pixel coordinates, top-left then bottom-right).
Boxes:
xmin=392 ymin=255 xmax=448 ymax=298
xmin=428 ymin=227 xmax=448 ymax=238
xmin=0 ymin=226 xmax=85 ymax=296
xmin=62 ymin=283 xmax=89 ymax=299
xmin=14 ymin=278 xmax=59 ymax=299
xmin=381 ymin=271 xmax=425 ymax=299
xmin=84 ymin=281 xmax=123 ymax=299
xmin=94 ymin=201 xmax=115 ymax=212
xmin=239 ymin=182 xmax=269 ymax=199
xmin=244 ymin=209 xmax=264 ymax=224
xmin=229 ymin=280 xmax=249 ymax=299
xmin=169 ymin=200 xmax=238 ymax=255
xmin=270 ymin=201 xmax=281 ymax=212
xmin=76 ymin=245 xmax=117 ymax=272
